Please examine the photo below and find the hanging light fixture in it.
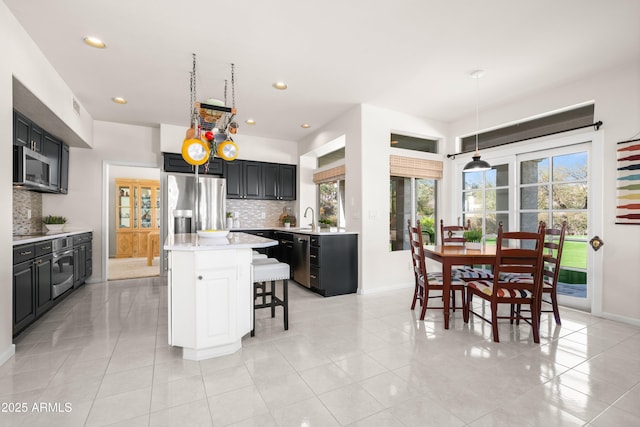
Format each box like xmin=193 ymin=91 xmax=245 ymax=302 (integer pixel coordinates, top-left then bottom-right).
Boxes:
xmin=463 ymin=70 xmax=491 ymax=172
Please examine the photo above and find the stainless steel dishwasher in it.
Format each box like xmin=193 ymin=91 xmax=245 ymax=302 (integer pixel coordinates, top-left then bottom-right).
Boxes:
xmin=292 ymin=234 xmax=310 ymax=287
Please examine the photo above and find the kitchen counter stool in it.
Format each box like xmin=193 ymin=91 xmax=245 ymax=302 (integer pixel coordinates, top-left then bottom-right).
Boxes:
xmin=251 ymin=260 xmax=289 ymax=336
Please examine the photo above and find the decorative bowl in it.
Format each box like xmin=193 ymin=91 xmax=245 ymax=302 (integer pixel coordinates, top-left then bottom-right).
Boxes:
xmin=197 ymin=229 xmax=230 ymax=238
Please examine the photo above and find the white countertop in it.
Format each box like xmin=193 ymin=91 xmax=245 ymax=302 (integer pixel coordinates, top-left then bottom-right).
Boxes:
xmin=164 ymin=232 xmax=278 ymax=251
xmin=13 ymin=228 xmax=93 ymax=245
xmin=232 ymin=227 xmax=358 ymax=236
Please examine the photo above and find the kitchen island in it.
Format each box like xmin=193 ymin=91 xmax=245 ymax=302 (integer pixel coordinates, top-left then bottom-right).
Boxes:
xmin=164 ymin=232 xmax=277 ymax=360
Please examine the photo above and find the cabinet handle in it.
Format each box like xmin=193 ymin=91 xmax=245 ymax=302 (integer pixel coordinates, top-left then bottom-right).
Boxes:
xmin=41 ymin=245 xmax=51 ymax=250
xmin=310 ymin=274 xmax=317 ymax=279
xmin=310 ymin=254 xmax=317 ymax=259
xmin=197 ymin=275 xmax=203 ymax=280
xmin=20 ymin=251 xmax=32 ymax=256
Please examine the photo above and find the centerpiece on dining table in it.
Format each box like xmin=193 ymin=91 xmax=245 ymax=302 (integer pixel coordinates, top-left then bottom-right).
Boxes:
xmin=463 ymin=228 xmax=483 ymax=250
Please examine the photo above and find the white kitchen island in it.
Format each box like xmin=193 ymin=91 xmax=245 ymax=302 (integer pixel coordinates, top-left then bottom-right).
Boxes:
xmin=164 ymin=232 xmax=278 ymax=360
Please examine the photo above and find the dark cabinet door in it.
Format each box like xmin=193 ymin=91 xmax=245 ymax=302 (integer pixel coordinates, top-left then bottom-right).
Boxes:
xmin=278 ymin=164 xmax=296 ymax=200
xmin=244 ymin=161 xmax=262 ymax=199
xmin=13 ymin=111 xmax=30 ymax=147
xmin=262 ymin=163 xmax=279 ymax=200
xmin=162 ymin=152 xmax=223 ymax=175
xmin=13 ymin=261 xmax=35 ymax=335
xmin=35 ymin=255 xmax=53 ymax=316
xmin=30 ymin=125 xmax=44 ymax=153
xmin=74 ymin=245 xmax=86 ymax=287
xmin=43 ymin=133 xmax=62 ymax=191
xmin=224 ymin=160 xmax=244 ymax=199
xmin=60 ymin=144 xmax=69 ymax=194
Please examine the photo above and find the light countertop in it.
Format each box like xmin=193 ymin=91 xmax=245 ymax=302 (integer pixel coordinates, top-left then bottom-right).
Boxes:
xmin=231 ymin=226 xmax=358 ymax=236
xmin=13 ymin=228 xmax=93 ymax=245
xmin=164 ymin=232 xmax=278 ymax=251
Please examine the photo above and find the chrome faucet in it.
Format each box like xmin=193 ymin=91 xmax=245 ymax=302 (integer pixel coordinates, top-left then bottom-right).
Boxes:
xmin=304 ymin=206 xmax=317 ymax=231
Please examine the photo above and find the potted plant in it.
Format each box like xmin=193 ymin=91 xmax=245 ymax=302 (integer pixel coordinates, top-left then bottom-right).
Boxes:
xmin=319 ymin=218 xmax=332 ymax=230
xmin=43 ymin=215 xmax=67 ymax=232
xmin=283 ymin=217 xmax=291 ymax=228
xmin=463 ymin=228 xmax=483 ymax=250
xmin=226 ymin=211 xmax=233 ymax=229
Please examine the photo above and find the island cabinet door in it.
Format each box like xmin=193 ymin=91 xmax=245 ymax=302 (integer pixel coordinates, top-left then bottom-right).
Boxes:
xmin=194 ymin=251 xmax=252 ymax=348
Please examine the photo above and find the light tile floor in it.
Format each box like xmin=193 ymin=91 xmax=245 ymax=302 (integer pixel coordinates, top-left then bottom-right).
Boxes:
xmin=1 ymin=277 xmax=639 ymax=426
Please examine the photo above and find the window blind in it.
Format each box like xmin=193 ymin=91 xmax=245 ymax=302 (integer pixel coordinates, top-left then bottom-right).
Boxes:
xmin=389 ymin=155 xmax=442 ymax=179
xmin=313 ymin=165 xmax=345 ymax=184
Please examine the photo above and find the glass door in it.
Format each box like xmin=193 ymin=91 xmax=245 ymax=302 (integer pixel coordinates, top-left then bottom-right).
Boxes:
xmin=117 ymin=184 xmax=132 ymax=229
xmin=517 ymin=143 xmax=591 ymax=311
xmin=139 ymin=185 xmax=152 ymax=229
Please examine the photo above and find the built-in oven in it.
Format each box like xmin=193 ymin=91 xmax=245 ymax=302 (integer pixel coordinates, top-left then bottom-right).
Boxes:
xmin=52 ymin=237 xmax=74 ymax=298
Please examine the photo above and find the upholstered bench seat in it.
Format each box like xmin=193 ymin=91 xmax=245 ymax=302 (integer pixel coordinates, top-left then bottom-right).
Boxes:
xmin=453 ymin=267 xmax=494 ymax=280
xmin=251 ymin=260 xmax=290 ymax=337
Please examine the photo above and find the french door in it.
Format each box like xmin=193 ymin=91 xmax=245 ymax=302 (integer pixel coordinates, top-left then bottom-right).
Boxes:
xmin=517 ymin=143 xmax=593 ymax=311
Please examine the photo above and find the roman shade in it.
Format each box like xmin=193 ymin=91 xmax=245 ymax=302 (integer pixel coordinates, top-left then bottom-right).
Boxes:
xmin=390 ymin=155 xmax=443 ymax=179
xmin=313 ymin=165 xmax=345 ymax=184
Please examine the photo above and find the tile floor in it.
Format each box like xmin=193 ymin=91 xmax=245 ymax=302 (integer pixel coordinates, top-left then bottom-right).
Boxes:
xmin=1 ymin=277 xmax=639 ymax=426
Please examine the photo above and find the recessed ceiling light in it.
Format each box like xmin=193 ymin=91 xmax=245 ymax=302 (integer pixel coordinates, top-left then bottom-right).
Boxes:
xmin=301 ymin=123 xmax=311 ymax=129
xmin=272 ymin=82 xmax=288 ymax=90
xmin=83 ymin=36 xmax=106 ymax=49
xmin=245 ymin=119 xmax=256 ymax=125
xmin=112 ymin=97 xmax=127 ymax=104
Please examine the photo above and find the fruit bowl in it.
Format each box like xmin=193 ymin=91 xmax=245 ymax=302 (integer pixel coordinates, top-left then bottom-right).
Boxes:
xmin=197 ymin=229 xmax=230 ymax=238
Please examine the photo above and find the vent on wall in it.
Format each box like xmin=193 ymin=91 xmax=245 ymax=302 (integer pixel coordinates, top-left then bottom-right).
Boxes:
xmin=72 ymin=98 xmax=80 ymax=115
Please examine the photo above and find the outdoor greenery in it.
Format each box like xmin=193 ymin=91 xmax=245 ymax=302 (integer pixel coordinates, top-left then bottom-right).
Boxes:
xmin=463 ymin=228 xmax=483 ymax=243
xmin=319 ymin=181 xmax=338 ymax=226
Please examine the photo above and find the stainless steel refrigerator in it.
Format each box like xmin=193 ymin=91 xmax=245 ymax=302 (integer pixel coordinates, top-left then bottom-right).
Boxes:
xmin=160 ymin=173 xmax=226 ymax=274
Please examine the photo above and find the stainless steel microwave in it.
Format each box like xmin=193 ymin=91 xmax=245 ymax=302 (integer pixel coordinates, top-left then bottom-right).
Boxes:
xmin=13 ymin=145 xmax=52 ymax=192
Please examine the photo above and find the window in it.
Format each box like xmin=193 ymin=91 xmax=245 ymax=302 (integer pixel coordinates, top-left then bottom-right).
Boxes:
xmin=390 ymin=177 xmax=437 ymax=251
xmin=390 ymin=133 xmax=438 ymax=153
xmin=318 ymin=180 xmax=346 ymax=227
xmin=462 ymin=163 xmax=510 ymax=242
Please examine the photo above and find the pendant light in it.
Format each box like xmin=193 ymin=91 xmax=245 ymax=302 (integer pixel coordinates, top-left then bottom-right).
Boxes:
xmin=463 ymin=70 xmax=491 ymax=172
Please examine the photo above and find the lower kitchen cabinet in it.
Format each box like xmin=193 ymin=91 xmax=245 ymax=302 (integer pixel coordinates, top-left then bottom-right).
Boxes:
xmin=13 ymin=260 xmax=35 ymax=335
xmin=243 ymin=230 xmax=277 ymax=257
xmin=309 ymin=234 xmax=358 ymax=296
xmin=12 ymin=232 xmax=92 ymax=337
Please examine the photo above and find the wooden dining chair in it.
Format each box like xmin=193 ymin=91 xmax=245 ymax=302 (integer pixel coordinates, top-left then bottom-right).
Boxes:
xmin=440 ymin=219 xmax=494 ymax=280
xmin=464 ymin=224 xmax=545 ymax=343
xmin=408 ymin=220 xmax=467 ymax=321
xmin=504 ymin=221 xmax=567 ymax=325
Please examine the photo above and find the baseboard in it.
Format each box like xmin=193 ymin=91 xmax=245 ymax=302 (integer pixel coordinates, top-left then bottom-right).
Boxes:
xmin=592 ymin=310 xmax=640 ymax=327
xmin=358 ymin=281 xmax=413 ymax=295
xmin=0 ymin=344 xmax=16 ymax=366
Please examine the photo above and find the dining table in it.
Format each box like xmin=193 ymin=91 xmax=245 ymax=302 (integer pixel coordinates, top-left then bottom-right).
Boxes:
xmin=423 ymin=245 xmax=497 ymax=329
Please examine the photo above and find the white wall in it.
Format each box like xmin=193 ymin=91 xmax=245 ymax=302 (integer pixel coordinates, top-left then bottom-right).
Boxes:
xmin=160 ymin=123 xmax=297 ymax=164
xmin=299 ymin=105 xmax=450 ymax=294
xmin=1 ymin=1 xmax=94 ymax=364
xmin=43 ymin=121 xmax=162 ymax=282
xmin=446 ymin=60 xmax=640 ymax=323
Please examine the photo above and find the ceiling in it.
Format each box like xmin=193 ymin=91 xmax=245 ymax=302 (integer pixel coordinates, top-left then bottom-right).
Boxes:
xmin=5 ymin=0 xmax=640 ymax=143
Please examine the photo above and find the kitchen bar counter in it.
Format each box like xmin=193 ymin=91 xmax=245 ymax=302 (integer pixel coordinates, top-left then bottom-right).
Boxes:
xmin=163 ymin=231 xmax=278 ymax=251
xmin=165 ymin=232 xmax=278 ymax=361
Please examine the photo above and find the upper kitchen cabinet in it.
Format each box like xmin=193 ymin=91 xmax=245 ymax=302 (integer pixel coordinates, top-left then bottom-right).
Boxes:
xmin=162 ymin=152 xmax=223 ymax=175
xmin=262 ymin=163 xmax=296 ymax=201
xmin=13 ymin=110 xmax=69 ymax=194
xmin=225 ymin=160 xmax=296 ymax=200
xmin=225 ymin=160 xmax=262 ymax=199
xmin=42 ymin=132 xmax=62 ymax=191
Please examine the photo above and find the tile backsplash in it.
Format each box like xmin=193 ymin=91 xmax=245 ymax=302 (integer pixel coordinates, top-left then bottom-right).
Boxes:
xmin=226 ymin=199 xmax=296 ymax=228
xmin=13 ymin=188 xmax=43 ymax=235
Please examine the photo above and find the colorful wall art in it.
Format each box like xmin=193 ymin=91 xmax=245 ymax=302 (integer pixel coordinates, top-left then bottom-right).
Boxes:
xmin=616 ymin=138 xmax=640 ymax=224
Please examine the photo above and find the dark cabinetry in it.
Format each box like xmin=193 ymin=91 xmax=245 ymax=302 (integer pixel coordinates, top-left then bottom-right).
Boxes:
xmin=13 ymin=241 xmax=54 ymax=336
xmin=225 ymin=160 xmax=262 ymax=199
xmin=13 ymin=110 xmax=69 ymax=193
xmin=73 ymin=233 xmax=93 ymax=287
xmin=262 ymin=163 xmax=296 ymax=200
xmin=225 ymin=160 xmax=296 ymax=200
xmin=274 ymin=232 xmax=295 ymax=273
xmin=309 ymin=234 xmax=358 ymax=296
xmin=162 ymin=152 xmax=223 ymax=175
